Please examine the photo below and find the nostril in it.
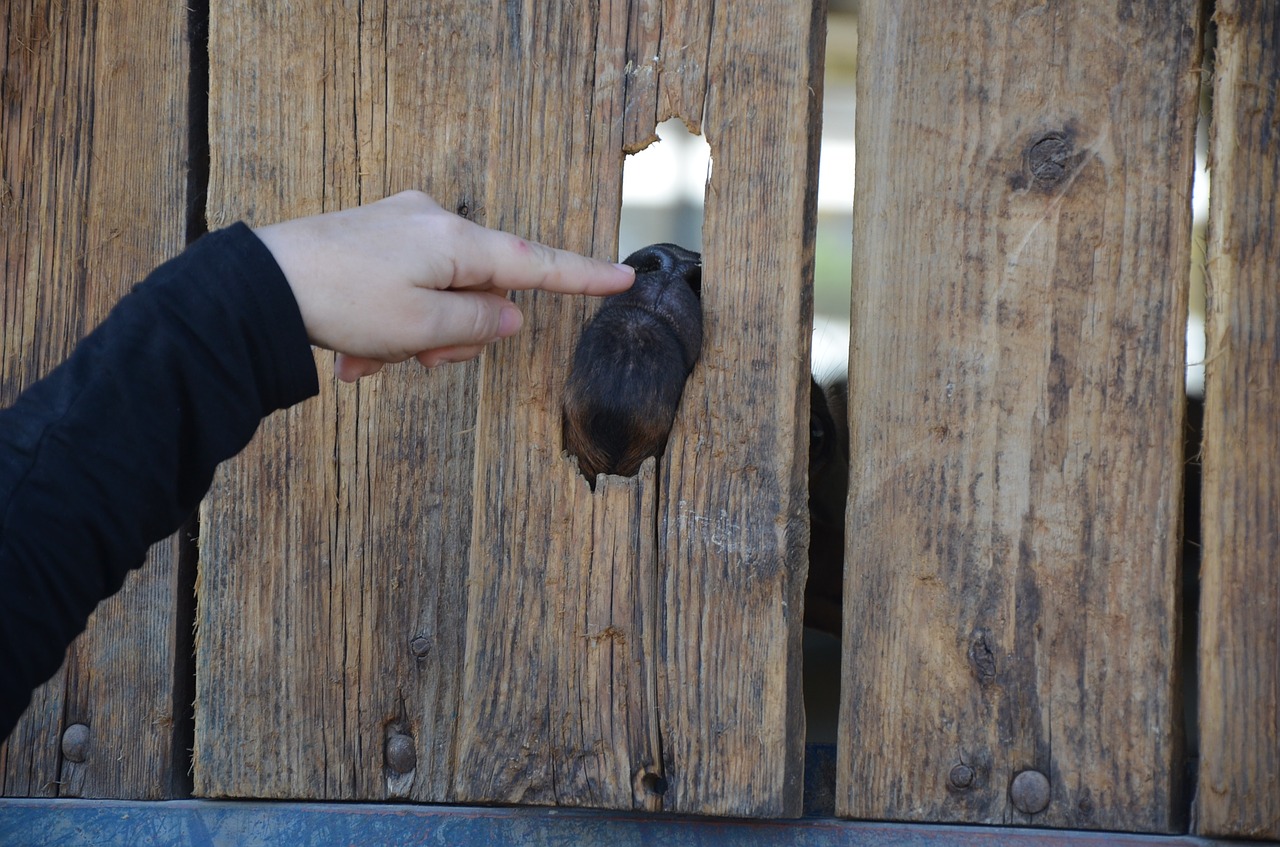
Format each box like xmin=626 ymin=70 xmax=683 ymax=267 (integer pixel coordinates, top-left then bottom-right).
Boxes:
xmin=622 ymin=242 xmax=700 ymax=275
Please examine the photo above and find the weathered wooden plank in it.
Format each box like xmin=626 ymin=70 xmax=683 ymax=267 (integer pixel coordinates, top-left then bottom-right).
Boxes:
xmin=194 ymin=0 xmax=491 ymax=799
xmin=449 ymin=0 xmax=651 ymax=810
xmin=654 ymin=0 xmax=824 ymax=816
xmin=1195 ymin=1 xmax=1280 ymax=838
xmin=840 ymin=1 xmax=1200 ymax=831
xmin=453 ymin=0 xmax=824 ymax=818
xmin=619 ymin=0 xmax=716 ymax=150
xmin=0 ymin=1 xmax=191 ymax=798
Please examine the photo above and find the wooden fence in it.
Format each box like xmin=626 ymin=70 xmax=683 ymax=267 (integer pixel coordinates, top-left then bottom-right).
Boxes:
xmin=1 ymin=0 xmax=1276 ymax=840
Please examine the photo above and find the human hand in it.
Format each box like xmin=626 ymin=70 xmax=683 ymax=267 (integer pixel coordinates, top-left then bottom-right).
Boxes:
xmin=252 ymin=190 xmax=636 ymax=382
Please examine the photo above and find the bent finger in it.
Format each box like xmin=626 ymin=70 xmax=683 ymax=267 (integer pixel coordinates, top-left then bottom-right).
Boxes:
xmin=389 ymin=289 xmax=522 ymax=353
xmin=415 ymin=343 xmax=487 ymax=369
xmin=335 ymin=354 xmax=386 ymax=383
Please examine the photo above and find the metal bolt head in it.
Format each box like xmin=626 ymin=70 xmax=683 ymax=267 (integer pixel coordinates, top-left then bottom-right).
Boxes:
xmin=385 ymin=732 xmax=417 ymax=775
xmin=949 ymin=763 xmax=975 ymax=789
xmin=61 ymin=723 xmax=90 ymax=763
xmin=409 ymin=635 xmax=432 ymax=659
xmin=1010 ymin=769 xmax=1051 ymax=815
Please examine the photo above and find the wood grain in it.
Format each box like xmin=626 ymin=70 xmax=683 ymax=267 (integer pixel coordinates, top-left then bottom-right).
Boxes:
xmin=448 ymin=0 xmax=644 ymax=810
xmin=1195 ymin=1 xmax=1280 ymax=838
xmin=451 ymin=0 xmax=824 ymax=817
xmin=839 ymin=1 xmax=1201 ymax=831
xmin=194 ymin=0 xmax=490 ymax=800
xmin=653 ymin=0 xmax=825 ymax=816
xmin=0 ymin=1 xmax=191 ymax=799
xmin=197 ymin=0 xmax=822 ymax=816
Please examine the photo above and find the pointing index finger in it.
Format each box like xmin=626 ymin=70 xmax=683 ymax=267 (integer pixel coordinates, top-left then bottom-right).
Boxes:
xmin=462 ymin=226 xmax=635 ymax=296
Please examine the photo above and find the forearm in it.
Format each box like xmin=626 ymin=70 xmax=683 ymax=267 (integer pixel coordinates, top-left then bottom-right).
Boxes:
xmin=0 ymin=224 xmax=319 ymax=739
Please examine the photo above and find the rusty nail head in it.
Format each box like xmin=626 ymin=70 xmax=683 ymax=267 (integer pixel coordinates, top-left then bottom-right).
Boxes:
xmin=385 ymin=732 xmax=417 ymax=775
xmin=62 ymin=723 xmax=90 ymax=763
xmin=409 ymin=635 xmax=431 ymax=659
xmin=949 ymin=763 xmax=975 ymax=789
xmin=1010 ymin=769 xmax=1051 ymax=815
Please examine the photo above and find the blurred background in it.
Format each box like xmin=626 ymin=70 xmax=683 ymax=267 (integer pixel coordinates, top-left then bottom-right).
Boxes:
xmin=616 ymin=12 xmax=858 ymax=387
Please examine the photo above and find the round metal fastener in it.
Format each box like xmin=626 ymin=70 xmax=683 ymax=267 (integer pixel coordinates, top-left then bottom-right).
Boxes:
xmin=949 ymin=763 xmax=975 ymax=789
xmin=385 ymin=732 xmax=417 ymax=775
xmin=62 ymin=723 xmax=90 ymax=763
xmin=409 ymin=635 xmax=432 ymax=659
xmin=1010 ymin=769 xmax=1051 ymax=815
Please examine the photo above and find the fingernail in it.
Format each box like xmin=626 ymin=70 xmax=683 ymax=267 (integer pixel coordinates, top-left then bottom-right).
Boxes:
xmin=497 ymin=305 xmax=523 ymax=338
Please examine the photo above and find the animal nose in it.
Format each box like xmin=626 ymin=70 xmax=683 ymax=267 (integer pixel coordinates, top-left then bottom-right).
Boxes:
xmin=622 ymin=243 xmax=702 ymax=296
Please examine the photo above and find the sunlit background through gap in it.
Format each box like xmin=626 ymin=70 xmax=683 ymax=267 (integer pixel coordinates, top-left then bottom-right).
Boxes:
xmin=616 ymin=9 xmax=1208 ymax=399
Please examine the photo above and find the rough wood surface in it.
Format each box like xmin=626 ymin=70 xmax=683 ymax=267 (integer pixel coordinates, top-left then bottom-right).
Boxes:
xmin=194 ymin=0 xmax=488 ymax=800
xmin=839 ymin=1 xmax=1200 ymax=831
xmin=656 ymin=2 xmax=824 ymax=814
xmin=196 ymin=0 xmax=822 ymax=817
xmin=0 ymin=2 xmax=191 ymax=799
xmin=444 ymin=0 xmax=670 ymax=810
xmin=1195 ymin=1 xmax=1280 ymax=838
xmin=451 ymin=0 xmax=823 ymax=817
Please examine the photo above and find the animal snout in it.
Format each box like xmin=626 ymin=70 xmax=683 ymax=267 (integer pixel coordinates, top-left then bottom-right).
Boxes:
xmin=562 ymin=243 xmax=705 ymax=485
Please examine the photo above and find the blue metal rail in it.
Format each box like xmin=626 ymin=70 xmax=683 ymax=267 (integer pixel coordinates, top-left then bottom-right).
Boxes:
xmin=0 ymin=798 xmax=1260 ymax=847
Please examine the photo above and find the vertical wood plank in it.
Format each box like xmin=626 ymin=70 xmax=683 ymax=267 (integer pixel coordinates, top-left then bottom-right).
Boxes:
xmin=655 ymin=0 xmax=825 ymax=817
xmin=839 ymin=1 xmax=1201 ymax=831
xmin=449 ymin=0 xmax=650 ymax=809
xmin=195 ymin=0 xmax=491 ymax=800
xmin=0 ymin=1 xmax=191 ymax=798
xmin=453 ymin=0 xmax=825 ymax=818
xmin=1195 ymin=1 xmax=1280 ymax=838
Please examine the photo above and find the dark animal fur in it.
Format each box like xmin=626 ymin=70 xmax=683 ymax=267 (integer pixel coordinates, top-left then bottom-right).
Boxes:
xmin=563 ymin=243 xmax=703 ymax=483
xmin=806 ymin=376 xmax=848 ymax=635
xmin=563 ymin=242 xmax=849 ymax=636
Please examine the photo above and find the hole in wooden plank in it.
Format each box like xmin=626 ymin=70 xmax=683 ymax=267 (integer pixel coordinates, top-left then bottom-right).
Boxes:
xmin=640 ymin=770 xmax=668 ymax=796
xmin=560 ymin=120 xmax=710 ymax=489
xmin=618 ymin=117 xmax=709 ymax=262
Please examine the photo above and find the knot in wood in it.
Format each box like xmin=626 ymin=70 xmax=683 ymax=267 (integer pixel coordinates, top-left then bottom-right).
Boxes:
xmin=1010 ymin=769 xmax=1051 ymax=815
xmin=967 ymin=629 xmax=998 ymax=685
xmin=385 ymin=732 xmax=417 ymax=775
xmin=61 ymin=723 xmax=90 ymax=763
xmin=640 ymin=771 xmax=668 ymax=796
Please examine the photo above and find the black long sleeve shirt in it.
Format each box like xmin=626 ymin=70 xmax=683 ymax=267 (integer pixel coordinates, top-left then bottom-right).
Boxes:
xmin=0 ymin=224 xmax=320 ymax=739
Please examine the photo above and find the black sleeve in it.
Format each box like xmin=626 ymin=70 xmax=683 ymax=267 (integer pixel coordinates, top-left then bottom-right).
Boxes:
xmin=0 ymin=223 xmax=320 ymax=739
